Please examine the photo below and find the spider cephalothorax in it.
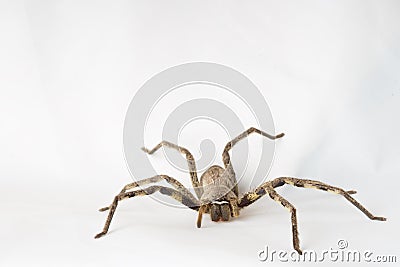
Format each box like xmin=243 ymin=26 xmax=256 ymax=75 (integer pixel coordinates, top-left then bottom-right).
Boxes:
xmin=197 ymin=165 xmax=240 ymax=226
xmin=95 ymin=127 xmax=386 ymax=254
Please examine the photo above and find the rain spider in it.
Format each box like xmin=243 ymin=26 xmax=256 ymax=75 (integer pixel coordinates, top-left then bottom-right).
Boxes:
xmin=95 ymin=127 xmax=386 ymax=254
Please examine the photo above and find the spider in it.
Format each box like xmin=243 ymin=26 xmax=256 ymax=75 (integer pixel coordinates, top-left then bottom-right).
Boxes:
xmin=94 ymin=127 xmax=386 ymax=254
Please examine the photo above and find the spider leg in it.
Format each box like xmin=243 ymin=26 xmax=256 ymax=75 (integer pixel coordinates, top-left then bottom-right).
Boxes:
xmin=236 ymin=183 xmax=302 ymax=254
xmin=99 ymin=175 xmax=198 ymax=212
xmin=222 ymin=127 xmax=284 ymax=196
xmin=142 ymin=141 xmax=202 ymax=198
xmin=95 ymin=185 xmax=200 ymax=239
xmin=271 ymin=177 xmax=386 ymax=221
xmin=266 ymin=186 xmax=302 ymax=254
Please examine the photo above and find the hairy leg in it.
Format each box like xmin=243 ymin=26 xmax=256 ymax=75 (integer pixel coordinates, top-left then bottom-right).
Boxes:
xmin=265 ymin=186 xmax=302 ymax=254
xmin=222 ymin=127 xmax=284 ymax=196
xmin=142 ymin=141 xmax=202 ymax=198
xmin=99 ymin=175 xmax=198 ymax=212
xmin=236 ymin=182 xmax=301 ymax=253
xmin=271 ymin=177 xmax=386 ymax=221
xmin=95 ymin=185 xmax=200 ymax=239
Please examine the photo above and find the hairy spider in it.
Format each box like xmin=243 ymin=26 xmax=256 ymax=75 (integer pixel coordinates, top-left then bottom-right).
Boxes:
xmin=94 ymin=127 xmax=386 ymax=254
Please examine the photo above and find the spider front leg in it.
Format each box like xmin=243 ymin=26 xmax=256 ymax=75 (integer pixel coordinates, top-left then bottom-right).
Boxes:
xmin=98 ymin=175 xmax=198 ymax=212
xmin=222 ymin=127 xmax=284 ymax=195
xmin=142 ymin=140 xmax=203 ymax=198
xmin=271 ymin=177 xmax=386 ymax=221
xmin=95 ymin=185 xmax=200 ymax=239
xmin=222 ymin=127 xmax=285 ymax=166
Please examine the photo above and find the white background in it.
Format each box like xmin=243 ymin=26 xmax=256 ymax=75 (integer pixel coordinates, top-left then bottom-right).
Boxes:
xmin=1 ymin=1 xmax=399 ymax=266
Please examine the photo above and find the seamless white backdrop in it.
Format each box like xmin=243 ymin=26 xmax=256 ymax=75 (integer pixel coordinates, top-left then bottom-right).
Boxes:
xmin=1 ymin=1 xmax=399 ymax=266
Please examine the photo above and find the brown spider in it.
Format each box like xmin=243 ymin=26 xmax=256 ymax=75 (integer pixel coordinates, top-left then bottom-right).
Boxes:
xmin=94 ymin=127 xmax=386 ymax=254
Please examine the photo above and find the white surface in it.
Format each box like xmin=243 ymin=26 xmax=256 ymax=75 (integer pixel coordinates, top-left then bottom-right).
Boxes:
xmin=1 ymin=1 xmax=399 ymax=266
